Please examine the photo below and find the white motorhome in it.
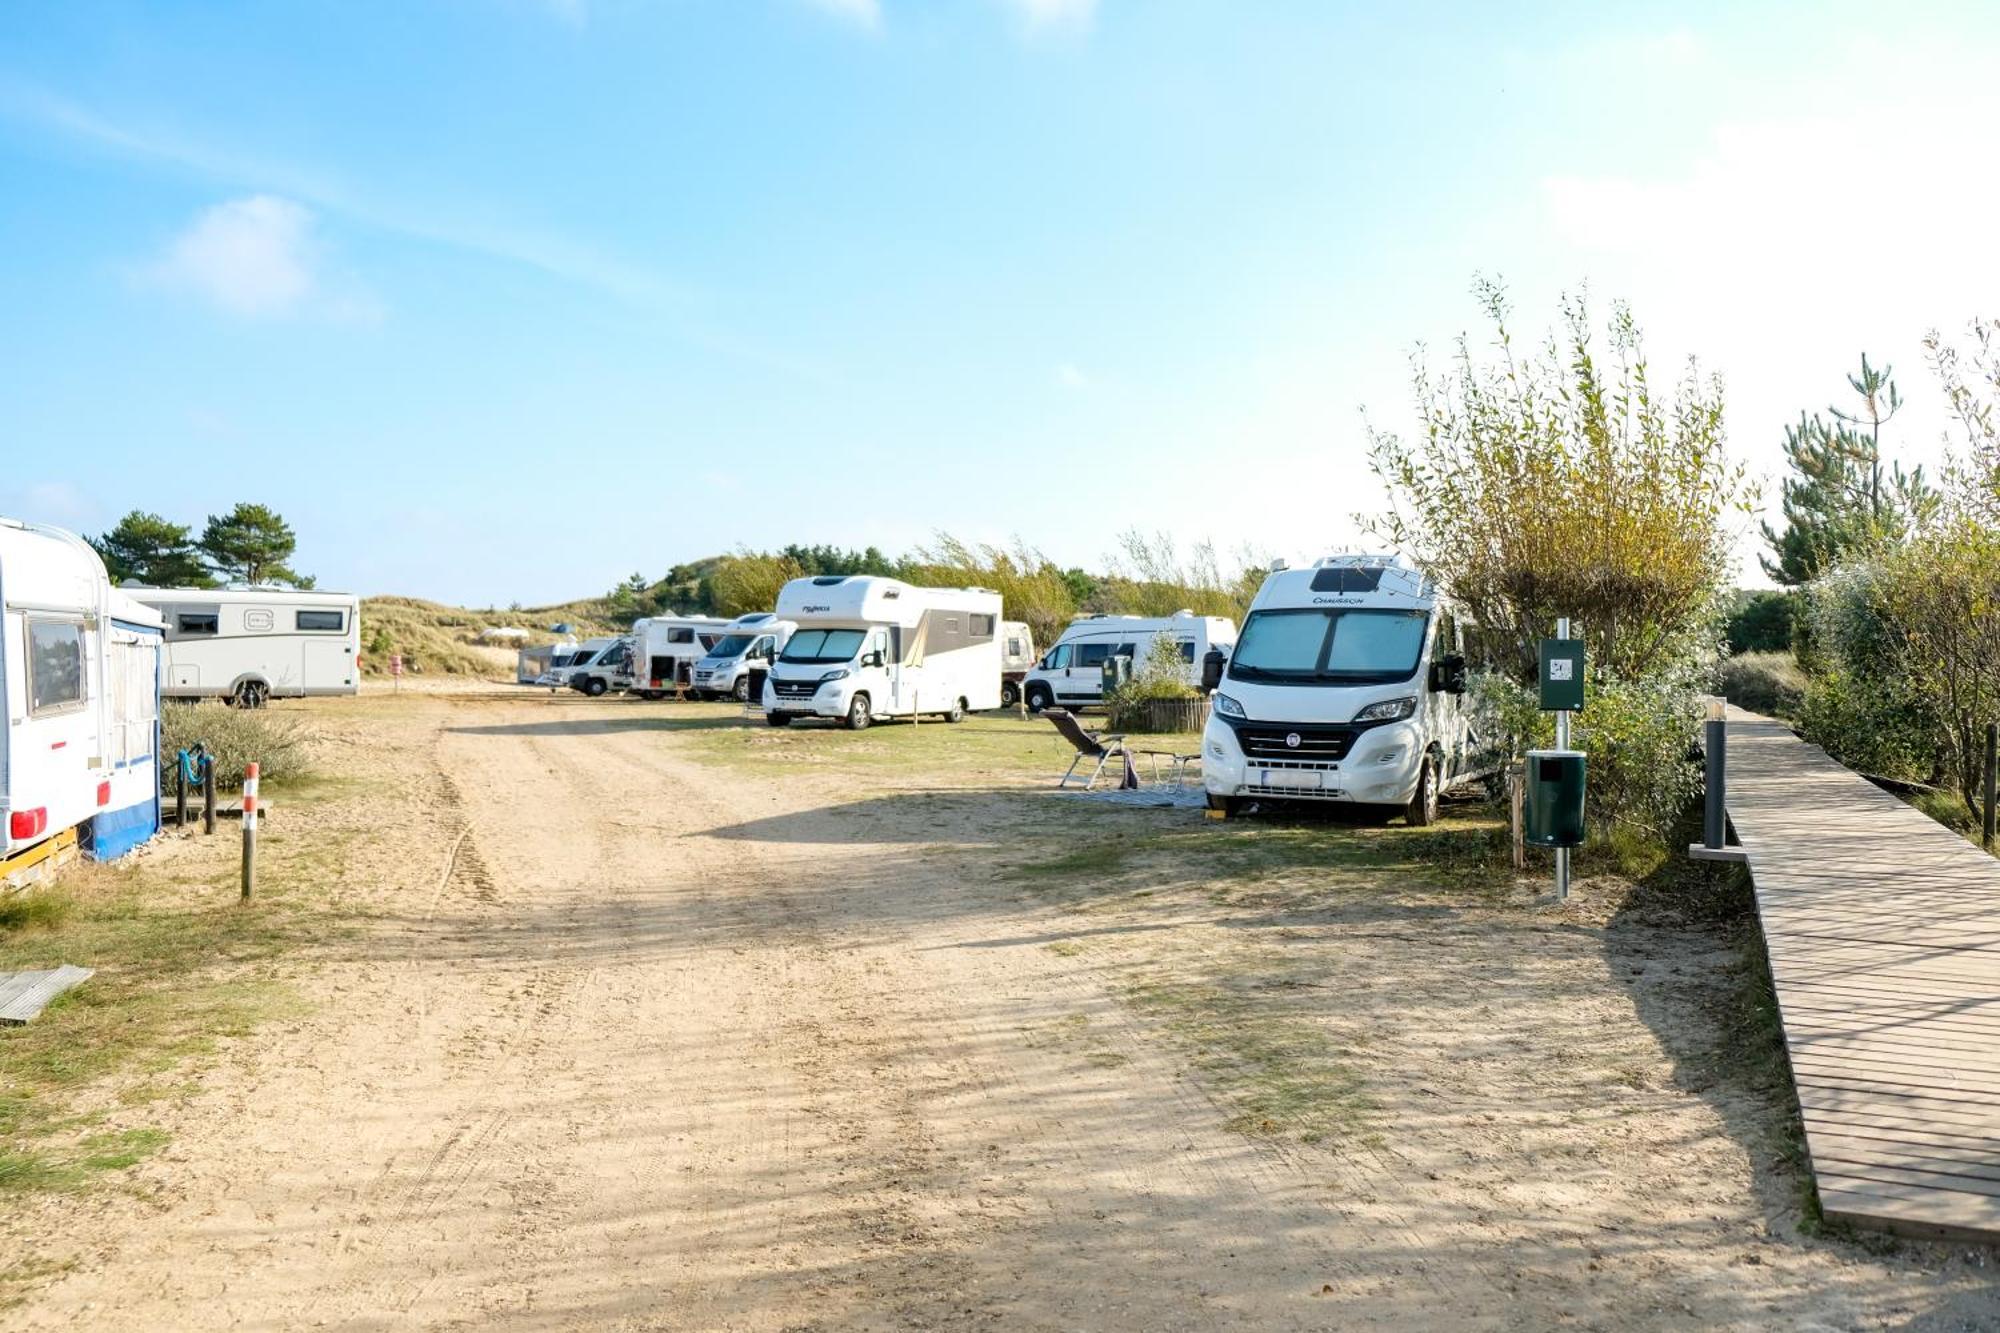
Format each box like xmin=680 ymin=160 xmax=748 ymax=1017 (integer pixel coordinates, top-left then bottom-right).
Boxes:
xmin=565 ymin=634 xmax=641 ymax=697
xmin=691 ymin=612 xmax=795 ymax=702
xmin=2 ymin=518 xmax=165 ymax=887
xmin=517 ymin=639 xmax=577 ymax=685
xmin=126 ymin=586 xmax=360 ymax=707
xmin=537 ymin=635 xmax=615 ymax=689
xmin=1202 ymin=554 xmax=1494 ymax=825
xmin=763 ymin=576 xmax=1002 ymax=729
xmin=607 ymin=615 xmax=731 ymax=699
xmin=1022 ymin=611 xmax=1237 ymax=713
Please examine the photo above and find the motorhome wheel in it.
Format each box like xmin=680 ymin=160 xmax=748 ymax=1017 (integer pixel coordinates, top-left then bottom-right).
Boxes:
xmin=845 ymin=694 xmax=872 ymax=731
xmin=582 ymin=676 xmax=608 ymax=697
xmin=1000 ymin=680 xmax=1019 ymax=707
xmin=1205 ymin=793 xmax=1240 ymax=817
xmin=766 ymin=711 xmax=792 ymax=727
xmin=1406 ymin=755 xmax=1440 ymax=827
xmin=943 ymin=698 xmax=966 ymax=723
xmin=1025 ymin=683 xmax=1052 ymax=713
xmin=233 ymin=679 xmax=268 ymax=709
xmin=732 ymin=676 xmax=751 ymax=703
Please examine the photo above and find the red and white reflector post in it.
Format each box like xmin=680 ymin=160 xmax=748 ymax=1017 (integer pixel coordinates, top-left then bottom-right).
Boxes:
xmin=240 ymin=762 xmax=260 ymax=902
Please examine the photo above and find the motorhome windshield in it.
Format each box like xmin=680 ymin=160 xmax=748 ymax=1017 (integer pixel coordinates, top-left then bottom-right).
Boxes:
xmin=1228 ymin=609 xmax=1428 ymax=685
xmin=782 ymin=628 xmax=866 ymax=664
xmin=706 ymin=634 xmax=755 ymax=660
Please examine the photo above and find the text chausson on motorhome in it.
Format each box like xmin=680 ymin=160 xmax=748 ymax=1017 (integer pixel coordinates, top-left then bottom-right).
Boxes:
xmin=763 ymin=576 xmax=1002 ymax=729
xmin=1202 ymin=554 xmax=1498 ymax=825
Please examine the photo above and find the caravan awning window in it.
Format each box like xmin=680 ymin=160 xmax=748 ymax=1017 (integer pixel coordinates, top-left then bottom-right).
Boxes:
xmin=28 ymin=619 xmax=84 ymax=716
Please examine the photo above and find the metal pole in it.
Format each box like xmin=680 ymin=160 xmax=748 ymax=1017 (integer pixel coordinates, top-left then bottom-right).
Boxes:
xmin=1703 ymin=716 xmax=1727 ymax=850
xmin=1555 ymin=617 xmax=1571 ymax=903
xmin=175 ymin=751 xmax=188 ymax=828
xmin=1985 ymin=721 xmax=1997 ymax=851
xmin=202 ymin=756 xmax=216 ymax=836
xmin=241 ymin=762 xmax=259 ymax=902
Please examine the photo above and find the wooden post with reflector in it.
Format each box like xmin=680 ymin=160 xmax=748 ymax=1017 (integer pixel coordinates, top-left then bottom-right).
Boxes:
xmin=240 ymin=762 xmax=259 ymax=902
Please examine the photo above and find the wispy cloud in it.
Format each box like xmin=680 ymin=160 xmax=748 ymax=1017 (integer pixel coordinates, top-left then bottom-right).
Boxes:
xmin=147 ymin=195 xmax=323 ymax=318
xmin=1002 ymin=0 xmax=1098 ymax=36
xmin=805 ymin=0 xmax=881 ymax=28
xmin=1055 ymin=363 xmax=1089 ymax=390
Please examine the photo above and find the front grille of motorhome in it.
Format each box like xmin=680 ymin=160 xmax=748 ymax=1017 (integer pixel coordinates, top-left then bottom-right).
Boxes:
xmin=771 ymin=680 xmax=821 ymax=699
xmin=1234 ymin=725 xmax=1357 ymax=762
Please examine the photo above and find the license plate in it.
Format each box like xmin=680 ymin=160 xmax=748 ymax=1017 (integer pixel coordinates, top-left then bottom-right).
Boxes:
xmin=1260 ymin=769 xmax=1322 ymax=790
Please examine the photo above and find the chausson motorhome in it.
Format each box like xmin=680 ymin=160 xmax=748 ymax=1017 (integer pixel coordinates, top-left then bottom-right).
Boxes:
xmin=538 ymin=635 xmax=614 ymax=689
xmin=691 ymin=613 xmax=795 ymax=702
xmin=2 ymin=518 xmax=165 ymax=887
xmin=763 ymin=576 xmax=1002 ymax=729
xmin=1022 ymin=612 xmax=1236 ymax=713
xmin=128 ymin=587 xmax=360 ymax=707
xmin=1202 ymin=554 xmax=1495 ymax=825
xmin=998 ymin=620 xmax=1037 ymax=707
xmin=618 ymin=615 xmax=730 ymax=699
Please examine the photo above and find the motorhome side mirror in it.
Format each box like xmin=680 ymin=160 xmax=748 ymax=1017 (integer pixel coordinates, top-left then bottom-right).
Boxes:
xmin=1200 ymin=647 xmax=1226 ymax=693
xmin=1431 ymin=654 xmax=1469 ymax=695
xmin=863 ymin=651 xmax=883 ymax=669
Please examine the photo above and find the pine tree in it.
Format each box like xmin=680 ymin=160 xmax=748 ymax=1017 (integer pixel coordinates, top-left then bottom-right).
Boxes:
xmin=198 ymin=503 xmax=306 ymax=586
xmin=89 ymin=511 xmax=215 ymax=587
xmin=1760 ymin=355 xmax=1937 ymax=585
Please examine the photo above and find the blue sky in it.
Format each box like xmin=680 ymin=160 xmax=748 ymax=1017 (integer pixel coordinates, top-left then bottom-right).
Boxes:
xmin=4 ymin=0 xmax=1998 ymax=605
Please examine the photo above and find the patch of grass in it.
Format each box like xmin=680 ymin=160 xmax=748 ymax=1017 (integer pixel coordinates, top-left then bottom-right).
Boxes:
xmin=160 ymin=700 xmax=316 ymax=791
xmin=1125 ymin=975 xmax=1372 ymax=1146
xmin=0 ymin=889 xmax=72 ymax=934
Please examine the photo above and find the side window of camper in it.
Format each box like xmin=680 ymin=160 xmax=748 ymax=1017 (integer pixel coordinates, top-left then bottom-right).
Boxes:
xmin=297 ymin=610 xmax=345 ymax=632
xmin=970 ymin=614 xmax=996 ymax=639
xmin=1074 ymin=641 xmax=1114 ymax=668
xmin=28 ymin=620 xmax=84 ymax=715
xmin=668 ymin=628 xmax=694 ymax=644
xmin=1177 ymin=638 xmax=1196 ymax=663
xmin=175 ymin=609 xmax=220 ymax=638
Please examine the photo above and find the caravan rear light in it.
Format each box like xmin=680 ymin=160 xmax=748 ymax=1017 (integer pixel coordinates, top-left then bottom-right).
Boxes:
xmin=9 ymin=808 xmax=47 ymax=841
xmin=97 ymin=781 xmax=112 ymax=807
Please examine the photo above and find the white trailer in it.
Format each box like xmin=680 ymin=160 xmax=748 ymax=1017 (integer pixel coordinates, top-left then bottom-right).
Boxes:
xmin=1202 ymin=554 xmax=1496 ymax=824
xmin=1 ymin=518 xmax=165 ymax=888
xmin=126 ymin=586 xmax=359 ymax=707
xmin=619 ymin=615 xmax=731 ymax=699
xmin=998 ymin=620 xmax=1037 ymax=707
xmin=517 ymin=639 xmax=577 ymax=685
xmin=763 ymin=576 xmax=1002 ymax=729
xmin=691 ymin=612 xmax=795 ymax=702
xmin=1021 ymin=611 xmax=1236 ymax=713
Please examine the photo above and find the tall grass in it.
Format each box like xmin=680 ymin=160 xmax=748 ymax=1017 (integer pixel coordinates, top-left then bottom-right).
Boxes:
xmin=159 ymin=702 xmax=314 ymax=792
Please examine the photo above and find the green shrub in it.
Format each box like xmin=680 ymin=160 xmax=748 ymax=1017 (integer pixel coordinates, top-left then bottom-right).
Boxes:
xmin=1111 ymin=633 xmax=1201 ymax=704
xmin=1716 ymin=651 xmax=1805 ymax=720
xmin=1797 ymin=668 xmax=1934 ymax=782
xmin=1725 ymin=590 xmax=1794 ymax=654
xmin=1475 ymin=671 xmax=1702 ymax=842
xmin=158 ymin=702 xmax=314 ymax=792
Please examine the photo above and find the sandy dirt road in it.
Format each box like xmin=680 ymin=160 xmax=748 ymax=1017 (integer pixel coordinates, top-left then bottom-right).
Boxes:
xmin=8 ymin=690 xmax=2000 ymax=1330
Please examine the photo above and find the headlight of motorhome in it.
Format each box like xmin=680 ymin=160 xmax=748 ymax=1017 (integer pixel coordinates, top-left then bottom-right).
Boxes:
xmin=820 ymin=668 xmax=850 ymax=682
xmin=1353 ymin=696 xmax=1417 ymax=723
xmin=1213 ymin=692 xmax=1245 ymax=719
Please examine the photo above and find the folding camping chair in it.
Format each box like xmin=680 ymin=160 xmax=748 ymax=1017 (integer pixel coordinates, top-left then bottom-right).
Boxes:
xmin=1046 ymin=709 xmax=1138 ymax=790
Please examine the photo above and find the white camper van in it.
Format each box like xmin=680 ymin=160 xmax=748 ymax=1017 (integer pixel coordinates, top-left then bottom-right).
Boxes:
xmin=691 ymin=613 xmax=795 ymax=702
xmin=1202 ymin=554 xmax=1494 ymax=825
xmin=538 ymin=635 xmax=614 ymax=689
xmin=127 ymin=587 xmax=360 ymax=707
xmin=565 ymin=634 xmax=640 ymax=697
xmin=616 ymin=615 xmax=731 ymax=699
xmin=1022 ymin=612 xmax=1237 ymax=713
xmin=2 ymin=518 xmax=165 ymax=887
xmin=763 ymin=576 xmax=1002 ymax=729
xmin=517 ymin=639 xmax=577 ymax=685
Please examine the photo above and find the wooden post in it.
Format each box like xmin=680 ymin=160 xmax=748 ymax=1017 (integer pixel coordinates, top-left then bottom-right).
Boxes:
xmin=1985 ymin=722 xmax=1997 ymax=852
xmin=175 ymin=752 xmax=188 ymax=828
xmin=240 ymin=762 xmax=259 ymax=902
xmin=202 ymin=756 xmax=217 ymax=835
xmin=1509 ymin=763 xmax=1526 ymax=871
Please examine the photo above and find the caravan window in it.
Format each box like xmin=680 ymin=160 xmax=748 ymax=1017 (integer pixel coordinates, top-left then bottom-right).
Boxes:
xmin=28 ymin=620 xmax=84 ymax=715
xmin=174 ymin=609 xmax=220 ymax=638
xmin=667 ymin=628 xmax=694 ymax=644
xmin=970 ymin=614 xmax=996 ymax=638
xmin=297 ymin=610 xmax=345 ymax=632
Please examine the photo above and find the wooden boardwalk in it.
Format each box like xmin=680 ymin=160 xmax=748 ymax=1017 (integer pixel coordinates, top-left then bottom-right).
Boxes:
xmin=1727 ymin=710 xmax=2000 ymax=1241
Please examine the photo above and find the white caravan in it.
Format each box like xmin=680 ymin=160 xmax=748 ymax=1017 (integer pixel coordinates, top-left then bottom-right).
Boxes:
xmin=763 ymin=576 xmax=1002 ymax=729
xmin=127 ymin=587 xmax=360 ymax=707
xmin=691 ymin=613 xmax=796 ymax=702
xmin=1022 ymin=611 xmax=1237 ymax=713
xmin=537 ymin=635 xmax=615 ymax=689
xmin=1202 ymin=554 xmax=1493 ymax=825
xmin=1 ymin=518 xmax=165 ymax=886
xmin=998 ymin=620 xmax=1037 ymax=707
xmin=615 ymin=615 xmax=731 ymax=699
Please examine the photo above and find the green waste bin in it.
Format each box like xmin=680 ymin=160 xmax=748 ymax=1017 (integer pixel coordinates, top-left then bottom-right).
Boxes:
xmin=1524 ymin=749 xmax=1586 ymax=849
xmin=1100 ymin=654 xmax=1132 ymax=701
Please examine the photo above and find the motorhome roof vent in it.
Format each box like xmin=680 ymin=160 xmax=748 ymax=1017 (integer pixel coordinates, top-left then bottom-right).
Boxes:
xmin=810 ymin=576 xmax=847 ymax=586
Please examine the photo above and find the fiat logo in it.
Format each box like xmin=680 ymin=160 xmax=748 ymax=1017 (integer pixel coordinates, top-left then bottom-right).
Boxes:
xmin=1285 ymin=732 xmax=1301 ymax=748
